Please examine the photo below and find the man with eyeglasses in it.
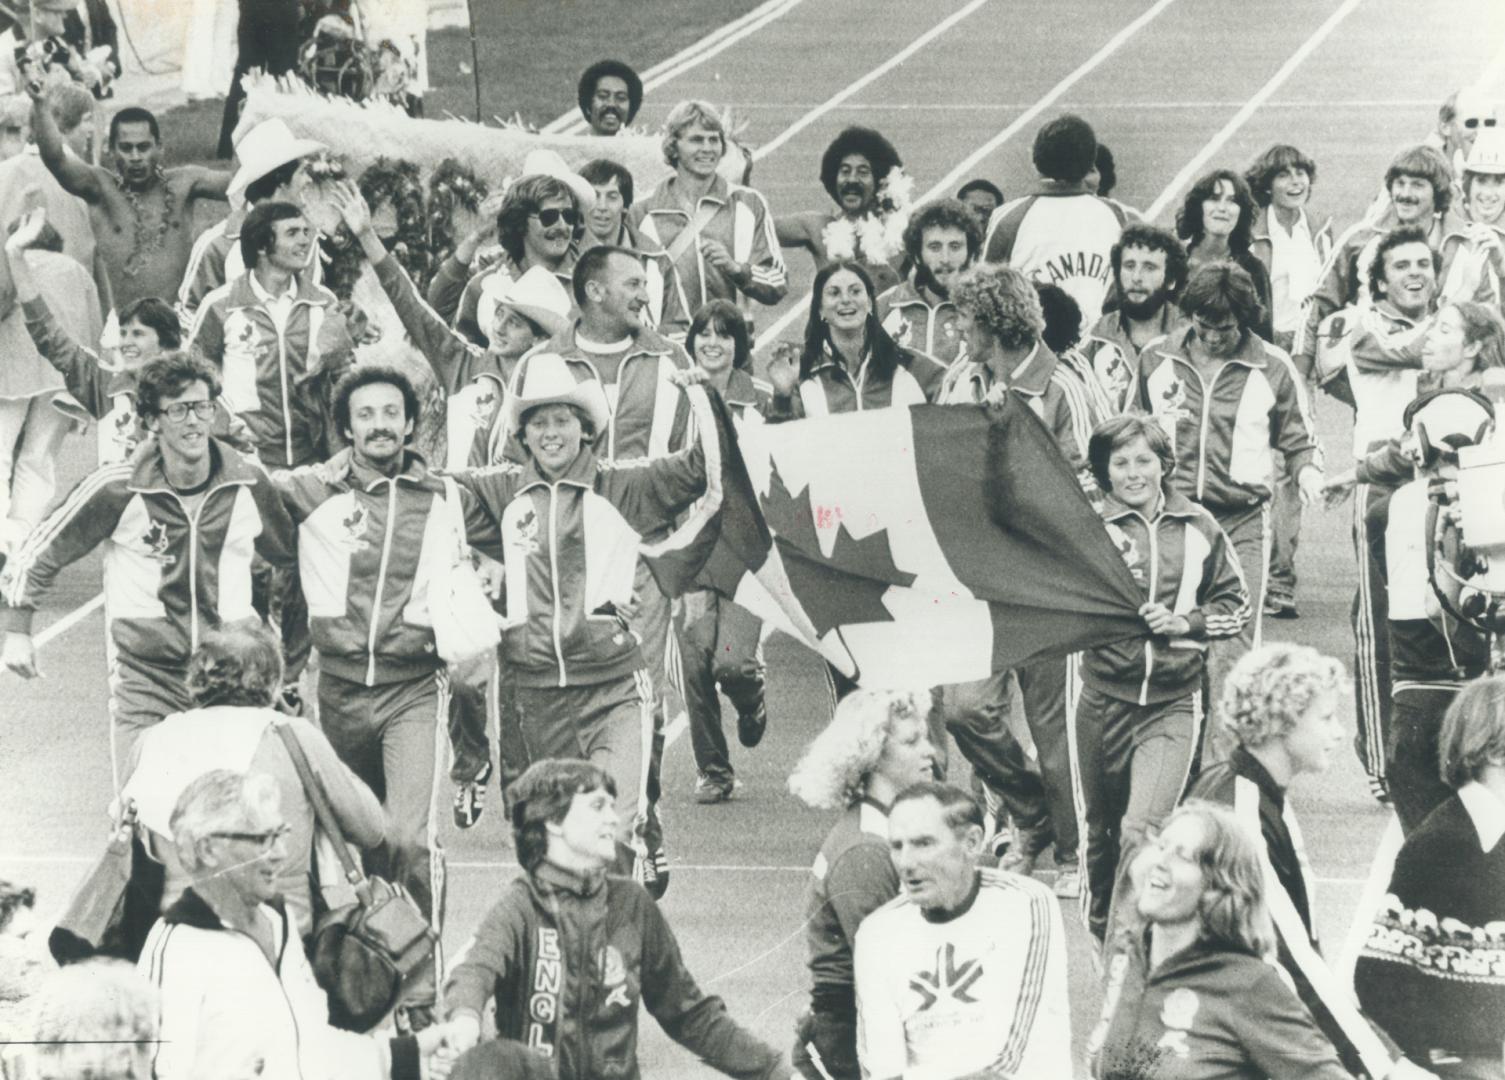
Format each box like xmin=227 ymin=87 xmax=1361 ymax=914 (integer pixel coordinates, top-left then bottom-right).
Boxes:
xmin=0 ymin=354 xmax=296 ymax=788
xmin=426 ymin=153 xmax=593 ymax=347
xmin=1137 ymin=263 xmax=1322 ymax=749
xmin=140 ymin=769 xmax=453 ymax=1079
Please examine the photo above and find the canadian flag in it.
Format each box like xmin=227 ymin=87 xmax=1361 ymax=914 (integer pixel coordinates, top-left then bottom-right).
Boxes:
xmin=646 ymin=393 xmax=1146 ymax=688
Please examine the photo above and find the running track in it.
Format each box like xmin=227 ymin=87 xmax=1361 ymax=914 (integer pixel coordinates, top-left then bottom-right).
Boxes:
xmin=4 ymin=0 xmax=1505 ymax=1073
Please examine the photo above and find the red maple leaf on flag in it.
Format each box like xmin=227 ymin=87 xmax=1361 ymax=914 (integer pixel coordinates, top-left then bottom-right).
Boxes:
xmin=759 ymin=461 xmax=917 ymax=637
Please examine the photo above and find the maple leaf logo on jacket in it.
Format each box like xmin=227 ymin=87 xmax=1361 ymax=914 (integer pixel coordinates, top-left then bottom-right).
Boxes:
xmin=908 ymin=943 xmax=983 ymax=1010
xmin=759 ymin=461 xmax=915 ymax=637
xmin=140 ymin=520 xmax=175 ymax=566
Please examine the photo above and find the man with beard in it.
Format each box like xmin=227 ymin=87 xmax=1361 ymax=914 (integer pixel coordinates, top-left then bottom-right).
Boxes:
xmin=776 ymin=126 xmax=907 ymax=293
xmin=1298 ymin=145 xmax=1475 ymax=379
xmin=984 ymin=114 xmax=1131 ymax=328
xmin=577 ymin=59 xmax=643 ymax=137
xmin=272 ymin=365 xmax=498 ymax=1028
xmin=877 ymin=199 xmax=979 ymax=368
xmin=26 ymin=82 xmax=230 ymax=313
xmin=1079 ymin=224 xmax=1188 ymax=414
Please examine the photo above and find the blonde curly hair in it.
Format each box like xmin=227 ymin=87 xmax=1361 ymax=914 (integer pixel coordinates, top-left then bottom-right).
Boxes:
xmin=788 ymin=687 xmax=932 ymax=810
xmin=950 ymin=263 xmax=1045 ymax=350
xmin=1218 ymin=643 xmax=1345 ymax=750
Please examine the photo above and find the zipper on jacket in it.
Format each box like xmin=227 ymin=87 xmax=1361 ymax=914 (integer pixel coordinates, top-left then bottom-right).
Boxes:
xmin=1185 ymin=361 xmax=1217 ymax=501
xmin=365 ymin=482 xmax=400 ymax=687
xmin=1140 ymin=509 xmax=1160 ymax=706
xmin=547 ymin=485 xmax=568 ymax=686
xmin=172 ymin=482 xmax=231 ymax=653
xmin=272 ymin=313 xmax=295 ymax=465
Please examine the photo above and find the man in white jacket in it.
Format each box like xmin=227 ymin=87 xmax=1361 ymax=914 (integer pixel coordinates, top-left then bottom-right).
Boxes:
xmin=854 ymin=782 xmax=1071 ymax=1079
xmin=138 ymin=769 xmax=451 ymax=1080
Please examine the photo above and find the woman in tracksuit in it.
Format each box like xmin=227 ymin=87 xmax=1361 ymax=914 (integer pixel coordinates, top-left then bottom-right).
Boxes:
xmin=1076 ymin=414 xmax=1250 ymax=946
xmin=449 ymin=353 xmax=727 ymax=880
xmin=680 ymin=300 xmax=772 ymax=803
xmin=1088 ymin=802 xmax=1350 ymax=1079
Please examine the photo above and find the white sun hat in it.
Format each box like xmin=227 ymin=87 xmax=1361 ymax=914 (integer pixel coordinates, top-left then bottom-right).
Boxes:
xmin=478 ymin=265 xmax=573 ymax=345
xmin=229 ymin=118 xmax=327 ymax=200
xmin=1465 ymin=126 xmax=1505 ymax=176
xmin=506 ymin=352 xmax=611 ymax=437
xmin=515 ymin=148 xmax=596 ymax=214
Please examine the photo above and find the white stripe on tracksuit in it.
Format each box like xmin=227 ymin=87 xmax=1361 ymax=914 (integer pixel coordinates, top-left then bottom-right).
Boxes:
xmin=1233 ymin=777 xmax=1396 ymax=1079
xmin=1351 ymin=482 xmax=1386 ymax=779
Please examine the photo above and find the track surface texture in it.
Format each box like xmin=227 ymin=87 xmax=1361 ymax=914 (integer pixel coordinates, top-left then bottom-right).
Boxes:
xmin=4 ymin=1 xmax=1505 ymax=1075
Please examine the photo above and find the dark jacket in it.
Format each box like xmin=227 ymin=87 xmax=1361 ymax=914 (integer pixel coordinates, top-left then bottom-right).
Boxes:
xmin=443 ymin=861 xmax=783 ymax=1080
xmin=1088 ymin=934 xmax=1350 ymax=1080
xmin=1191 ymin=748 xmax=1402 ymax=1079
xmin=1081 ymin=490 xmax=1249 ymax=704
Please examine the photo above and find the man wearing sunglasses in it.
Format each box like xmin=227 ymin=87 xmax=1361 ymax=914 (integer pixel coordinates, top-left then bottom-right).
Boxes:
xmin=427 ymin=152 xmax=594 ymax=347
xmin=0 ymin=353 xmax=296 ymax=789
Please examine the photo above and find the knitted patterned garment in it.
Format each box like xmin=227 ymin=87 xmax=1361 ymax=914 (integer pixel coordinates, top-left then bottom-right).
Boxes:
xmin=1355 ymin=789 xmax=1505 ymax=1058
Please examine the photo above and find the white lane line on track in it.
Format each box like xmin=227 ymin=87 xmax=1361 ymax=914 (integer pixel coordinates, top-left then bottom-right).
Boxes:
xmin=1142 ymin=0 xmax=1365 ymax=221
xmin=714 ymin=99 xmax=1453 ymax=111
xmin=752 ymin=0 xmax=1184 ymax=350
xmin=0 ymin=853 xmax=1374 ymax=887
xmin=750 ymin=0 xmax=994 ymax=162
xmin=33 ymin=592 xmax=103 ymax=648
xmin=541 ymin=0 xmax=809 ymax=134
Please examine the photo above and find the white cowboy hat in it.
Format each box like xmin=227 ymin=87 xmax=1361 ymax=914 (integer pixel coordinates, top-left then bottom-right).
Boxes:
xmin=229 ymin=118 xmax=327 ymax=200
xmin=507 ymin=352 xmax=611 ymax=438
xmin=1465 ymin=126 xmax=1505 ymax=176
xmin=477 ymin=265 xmax=573 ymax=345
xmin=516 ymin=148 xmax=596 ymax=214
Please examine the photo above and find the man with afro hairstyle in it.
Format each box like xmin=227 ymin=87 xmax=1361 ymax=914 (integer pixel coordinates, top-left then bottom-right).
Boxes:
xmin=877 ymin=198 xmax=980 ymax=367
xmin=577 ymin=59 xmax=643 ymax=137
xmin=983 ymin=113 xmax=1132 ymax=328
xmin=777 ymin=125 xmax=907 ymax=292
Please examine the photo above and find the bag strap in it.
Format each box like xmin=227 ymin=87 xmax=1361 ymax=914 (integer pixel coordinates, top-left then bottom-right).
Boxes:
xmin=272 ymin=719 xmax=369 ymax=897
xmin=663 ymin=200 xmax=722 ymax=266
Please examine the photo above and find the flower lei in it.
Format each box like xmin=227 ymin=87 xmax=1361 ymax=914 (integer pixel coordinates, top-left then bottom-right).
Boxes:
xmin=359 ymin=157 xmax=430 ymax=286
xmin=113 ymin=166 xmax=179 ymax=278
xmin=820 ymin=166 xmax=915 ymax=266
xmin=426 ymin=158 xmax=488 ymax=276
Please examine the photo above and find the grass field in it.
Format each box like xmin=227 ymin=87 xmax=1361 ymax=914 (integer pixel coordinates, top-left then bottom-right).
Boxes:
xmin=4 ymin=0 xmax=1505 ymax=1076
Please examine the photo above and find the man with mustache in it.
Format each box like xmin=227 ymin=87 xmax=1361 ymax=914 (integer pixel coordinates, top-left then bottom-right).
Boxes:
xmin=776 ymin=126 xmax=907 ymax=293
xmin=577 ymin=59 xmax=643 ymax=138
xmin=426 ymin=151 xmax=592 ymax=347
xmin=1297 ymin=145 xmax=1475 ymax=380
xmin=1079 ymin=224 xmax=1189 ymax=415
xmin=25 ymin=81 xmax=230 ymax=316
xmin=876 ymin=198 xmax=979 ymax=369
xmin=270 ymin=364 xmax=501 ymax=1030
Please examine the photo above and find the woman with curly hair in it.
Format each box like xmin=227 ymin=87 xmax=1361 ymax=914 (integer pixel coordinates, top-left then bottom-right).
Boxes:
xmin=1088 ymin=801 xmax=1352 ymax=1079
xmin=766 ymin=260 xmax=946 ymax=420
xmin=1176 ymin=169 xmax=1273 ymax=341
xmin=1188 ymin=644 xmax=1423 ymax=1079
xmin=119 ymin=624 xmax=384 ymax=933
xmin=788 ymin=688 xmax=936 ymax=1080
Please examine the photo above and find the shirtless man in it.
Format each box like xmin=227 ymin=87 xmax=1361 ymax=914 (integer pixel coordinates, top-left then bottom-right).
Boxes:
xmin=26 ymin=80 xmax=229 ymax=313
